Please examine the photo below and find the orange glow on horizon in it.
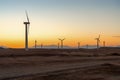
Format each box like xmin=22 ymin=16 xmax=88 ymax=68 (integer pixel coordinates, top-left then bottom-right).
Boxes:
xmin=0 ymin=36 xmax=120 ymax=48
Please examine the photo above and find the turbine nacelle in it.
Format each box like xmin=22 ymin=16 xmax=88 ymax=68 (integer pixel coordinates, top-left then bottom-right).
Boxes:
xmin=95 ymin=35 xmax=100 ymax=41
xmin=95 ymin=38 xmax=100 ymax=41
xmin=58 ymin=38 xmax=65 ymax=48
xmin=58 ymin=38 xmax=65 ymax=41
xmin=24 ymin=22 xmax=30 ymax=24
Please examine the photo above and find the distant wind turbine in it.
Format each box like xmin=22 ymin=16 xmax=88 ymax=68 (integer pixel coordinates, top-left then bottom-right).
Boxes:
xmin=86 ymin=44 xmax=88 ymax=49
xmin=58 ymin=38 xmax=65 ymax=48
xmin=95 ymin=35 xmax=100 ymax=49
xmin=78 ymin=42 xmax=80 ymax=49
xmin=35 ymin=40 xmax=37 ymax=48
xmin=58 ymin=43 xmax=60 ymax=49
xmin=103 ymin=41 xmax=105 ymax=47
xmin=23 ymin=11 xmax=30 ymax=51
xmin=41 ymin=44 xmax=43 ymax=48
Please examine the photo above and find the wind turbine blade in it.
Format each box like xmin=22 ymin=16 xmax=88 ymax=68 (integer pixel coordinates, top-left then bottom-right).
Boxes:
xmin=63 ymin=38 xmax=65 ymax=40
xmin=27 ymin=24 xmax=30 ymax=34
xmin=25 ymin=11 xmax=30 ymax=34
xmin=25 ymin=11 xmax=29 ymax=22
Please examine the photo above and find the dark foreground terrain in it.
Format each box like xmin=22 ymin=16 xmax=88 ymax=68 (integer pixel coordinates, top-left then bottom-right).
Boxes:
xmin=8 ymin=63 xmax=120 ymax=80
xmin=0 ymin=47 xmax=120 ymax=80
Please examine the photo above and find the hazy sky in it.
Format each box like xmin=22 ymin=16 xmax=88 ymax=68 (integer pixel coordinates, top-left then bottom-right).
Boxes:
xmin=0 ymin=0 xmax=120 ymax=48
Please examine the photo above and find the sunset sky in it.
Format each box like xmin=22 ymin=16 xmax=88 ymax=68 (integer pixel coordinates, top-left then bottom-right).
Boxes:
xmin=0 ymin=0 xmax=120 ymax=48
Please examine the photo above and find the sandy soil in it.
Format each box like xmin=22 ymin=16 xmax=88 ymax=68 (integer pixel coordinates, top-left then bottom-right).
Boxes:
xmin=0 ymin=48 xmax=120 ymax=80
xmin=9 ymin=63 xmax=120 ymax=80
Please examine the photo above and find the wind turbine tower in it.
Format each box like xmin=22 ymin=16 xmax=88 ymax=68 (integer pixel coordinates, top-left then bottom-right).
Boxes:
xmin=35 ymin=40 xmax=37 ymax=48
xmin=58 ymin=43 xmax=60 ymax=49
xmin=86 ymin=44 xmax=88 ymax=49
xmin=78 ymin=42 xmax=80 ymax=49
xmin=58 ymin=38 xmax=65 ymax=48
xmin=41 ymin=44 xmax=43 ymax=48
xmin=23 ymin=11 xmax=30 ymax=51
xmin=95 ymin=35 xmax=100 ymax=49
xmin=103 ymin=41 xmax=105 ymax=47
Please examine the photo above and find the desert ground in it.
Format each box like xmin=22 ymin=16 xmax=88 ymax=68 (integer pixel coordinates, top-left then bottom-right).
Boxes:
xmin=0 ymin=47 xmax=120 ymax=80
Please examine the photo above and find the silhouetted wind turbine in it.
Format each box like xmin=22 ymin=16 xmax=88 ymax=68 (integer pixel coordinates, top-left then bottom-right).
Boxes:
xmin=103 ymin=41 xmax=105 ymax=47
xmin=95 ymin=35 xmax=100 ymax=49
xmin=86 ymin=44 xmax=88 ymax=49
xmin=58 ymin=38 xmax=65 ymax=48
xmin=78 ymin=42 xmax=80 ymax=49
xmin=58 ymin=43 xmax=60 ymax=49
xmin=41 ymin=44 xmax=43 ymax=48
xmin=23 ymin=11 xmax=30 ymax=51
xmin=35 ymin=40 xmax=37 ymax=48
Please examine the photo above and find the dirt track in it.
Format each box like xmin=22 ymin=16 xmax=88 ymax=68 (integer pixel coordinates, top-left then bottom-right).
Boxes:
xmin=0 ymin=48 xmax=120 ymax=80
xmin=0 ymin=56 xmax=120 ymax=80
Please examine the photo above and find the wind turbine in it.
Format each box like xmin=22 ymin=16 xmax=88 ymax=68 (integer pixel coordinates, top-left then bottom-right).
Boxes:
xmin=41 ymin=44 xmax=43 ymax=48
xmin=86 ymin=44 xmax=88 ymax=49
xmin=58 ymin=38 xmax=65 ymax=48
xmin=103 ymin=41 xmax=105 ymax=47
xmin=58 ymin=43 xmax=60 ymax=49
xmin=95 ymin=35 xmax=100 ymax=49
xmin=78 ymin=42 xmax=80 ymax=49
xmin=23 ymin=11 xmax=30 ymax=51
xmin=35 ymin=40 xmax=37 ymax=48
